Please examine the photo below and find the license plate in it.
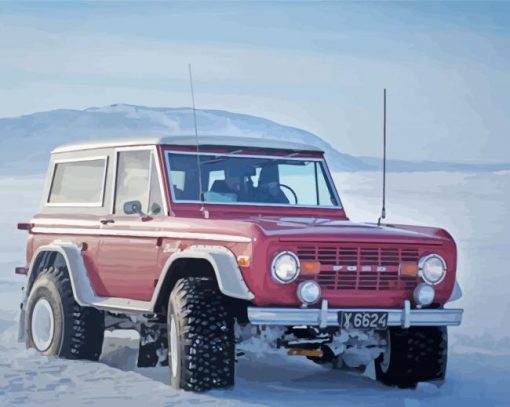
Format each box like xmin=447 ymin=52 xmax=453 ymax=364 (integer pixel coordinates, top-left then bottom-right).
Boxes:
xmin=338 ymin=311 xmax=388 ymax=330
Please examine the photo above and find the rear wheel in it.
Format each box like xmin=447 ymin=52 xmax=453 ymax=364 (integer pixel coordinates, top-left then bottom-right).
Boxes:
xmin=167 ymin=277 xmax=235 ymax=391
xmin=375 ymin=326 xmax=447 ymax=388
xmin=25 ymin=266 xmax=104 ymax=360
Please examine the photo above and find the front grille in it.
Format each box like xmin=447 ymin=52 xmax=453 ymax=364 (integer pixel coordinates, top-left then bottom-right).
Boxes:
xmin=297 ymin=246 xmax=420 ymax=291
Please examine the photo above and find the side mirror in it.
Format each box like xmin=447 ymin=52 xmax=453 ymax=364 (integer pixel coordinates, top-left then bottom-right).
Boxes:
xmin=123 ymin=200 xmax=143 ymax=215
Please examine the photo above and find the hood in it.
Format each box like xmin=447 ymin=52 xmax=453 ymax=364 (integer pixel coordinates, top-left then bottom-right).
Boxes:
xmin=243 ymin=216 xmax=445 ymax=245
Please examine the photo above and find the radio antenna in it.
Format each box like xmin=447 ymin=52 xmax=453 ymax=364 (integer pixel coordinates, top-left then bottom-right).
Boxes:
xmin=377 ymin=88 xmax=387 ymax=226
xmin=188 ymin=64 xmax=208 ymax=218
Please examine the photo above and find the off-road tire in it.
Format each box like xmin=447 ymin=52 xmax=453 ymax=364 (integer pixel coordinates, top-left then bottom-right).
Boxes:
xmin=167 ymin=277 xmax=235 ymax=391
xmin=375 ymin=326 xmax=447 ymax=388
xmin=25 ymin=266 xmax=104 ymax=360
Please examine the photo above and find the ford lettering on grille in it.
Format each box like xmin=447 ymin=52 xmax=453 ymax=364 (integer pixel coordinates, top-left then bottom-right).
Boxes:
xmin=296 ymin=245 xmax=421 ymax=291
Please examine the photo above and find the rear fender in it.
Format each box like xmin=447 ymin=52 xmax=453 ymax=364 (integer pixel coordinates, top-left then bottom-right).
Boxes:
xmin=24 ymin=240 xmax=96 ymax=307
xmin=19 ymin=240 xmax=94 ymax=342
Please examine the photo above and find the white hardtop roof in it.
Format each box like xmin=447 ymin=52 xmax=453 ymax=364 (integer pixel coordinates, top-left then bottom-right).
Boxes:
xmin=52 ymin=135 xmax=324 ymax=154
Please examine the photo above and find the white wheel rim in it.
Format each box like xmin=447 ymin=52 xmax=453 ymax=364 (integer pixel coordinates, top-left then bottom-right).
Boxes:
xmin=170 ymin=317 xmax=178 ymax=376
xmin=380 ymin=330 xmax=391 ymax=373
xmin=31 ymin=298 xmax=55 ymax=352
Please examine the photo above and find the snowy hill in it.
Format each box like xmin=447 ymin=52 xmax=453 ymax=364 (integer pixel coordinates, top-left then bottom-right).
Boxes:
xmin=0 ymin=104 xmax=370 ymax=175
xmin=1 ymin=104 xmax=508 ymax=176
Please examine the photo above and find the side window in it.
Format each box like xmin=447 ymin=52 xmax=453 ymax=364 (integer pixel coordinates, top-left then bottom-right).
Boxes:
xmin=114 ymin=150 xmax=164 ymax=215
xmin=114 ymin=150 xmax=151 ymax=214
xmin=48 ymin=158 xmax=106 ymax=205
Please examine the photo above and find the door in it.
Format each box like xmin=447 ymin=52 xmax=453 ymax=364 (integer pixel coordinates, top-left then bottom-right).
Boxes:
xmin=97 ymin=147 xmax=165 ymax=301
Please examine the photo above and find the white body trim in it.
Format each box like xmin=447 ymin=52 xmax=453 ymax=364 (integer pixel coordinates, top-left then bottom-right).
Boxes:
xmin=30 ymin=225 xmax=252 ymax=243
xmin=24 ymin=241 xmax=254 ymax=315
xmin=159 ymin=245 xmax=254 ymax=300
xmin=25 ymin=242 xmax=100 ymax=308
xmin=29 ymin=218 xmax=252 ymax=243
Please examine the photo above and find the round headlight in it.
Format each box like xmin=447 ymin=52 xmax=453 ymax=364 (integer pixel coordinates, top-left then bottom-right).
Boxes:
xmin=271 ymin=251 xmax=300 ymax=284
xmin=413 ymin=283 xmax=435 ymax=306
xmin=418 ymin=254 xmax=447 ymax=285
xmin=297 ymin=280 xmax=321 ymax=304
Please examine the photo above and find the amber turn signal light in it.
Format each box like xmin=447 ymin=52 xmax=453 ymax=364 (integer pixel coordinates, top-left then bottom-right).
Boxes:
xmin=300 ymin=261 xmax=321 ymax=275
xmin=237 ymin=256 xmax=250 ymax=267
xmin=399 ymin=262 xmax=419 ymax=276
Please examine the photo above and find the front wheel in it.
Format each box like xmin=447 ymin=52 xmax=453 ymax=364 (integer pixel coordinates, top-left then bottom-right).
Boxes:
xmin=375 ymin=326 xmax=447 ymax=388
xmin=167 ymin=277 xmax=235 ymax=391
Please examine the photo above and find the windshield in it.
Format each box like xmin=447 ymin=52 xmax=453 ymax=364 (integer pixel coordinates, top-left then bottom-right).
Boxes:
xmin=165 ymin=151 xmax=341 ymax=208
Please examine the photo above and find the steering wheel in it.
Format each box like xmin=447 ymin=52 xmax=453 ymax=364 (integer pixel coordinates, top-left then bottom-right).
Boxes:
xmin=279 ymin=183 xmax=298 ymax=204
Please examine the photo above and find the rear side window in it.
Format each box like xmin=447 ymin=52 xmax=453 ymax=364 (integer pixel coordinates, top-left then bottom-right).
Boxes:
xmin=48 ymin=158 xmax=107 ymax=205
xmin=114 ymin=150 xmax=151 ymax=214
xmin=114 ymin=149 xmax=164 ymax=216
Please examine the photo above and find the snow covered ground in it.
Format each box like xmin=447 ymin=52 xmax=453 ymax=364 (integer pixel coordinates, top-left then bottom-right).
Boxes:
xmin=1 ymin=171 xmax=509 ymax=406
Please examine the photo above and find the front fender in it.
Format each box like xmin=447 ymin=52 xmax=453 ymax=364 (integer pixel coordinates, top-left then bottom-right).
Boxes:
xmin=156 ymin=245 xmax=255 ymax=301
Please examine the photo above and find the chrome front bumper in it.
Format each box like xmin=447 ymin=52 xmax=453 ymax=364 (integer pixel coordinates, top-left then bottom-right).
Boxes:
xmin=247 ymin=300 xmax=463 ymax=329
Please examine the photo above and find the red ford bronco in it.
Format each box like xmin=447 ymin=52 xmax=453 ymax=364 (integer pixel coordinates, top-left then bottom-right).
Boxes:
xmin=17 ymin=136 xmax=463 ymax=391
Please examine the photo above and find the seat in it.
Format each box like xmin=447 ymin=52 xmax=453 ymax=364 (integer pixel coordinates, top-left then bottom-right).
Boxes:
xmin=210 ymin=180 xmax=231 ymax=194
xmin=257 ymin=166 xmax=289 ymax=204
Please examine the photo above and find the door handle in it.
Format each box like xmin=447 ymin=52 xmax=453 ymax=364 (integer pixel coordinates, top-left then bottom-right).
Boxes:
xmin=100 ymin=218 xmax=115 ymax=225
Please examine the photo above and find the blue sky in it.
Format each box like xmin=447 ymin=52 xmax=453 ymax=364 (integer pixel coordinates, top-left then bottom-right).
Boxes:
xmin=0 ymin=1 xmax=509 ymax=163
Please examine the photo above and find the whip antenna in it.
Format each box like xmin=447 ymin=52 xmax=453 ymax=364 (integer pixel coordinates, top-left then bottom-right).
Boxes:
xmin=188 ymin=64 xmax=208 ymax=218
xmin=377 ymin=88 xmax=387 ymax=226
